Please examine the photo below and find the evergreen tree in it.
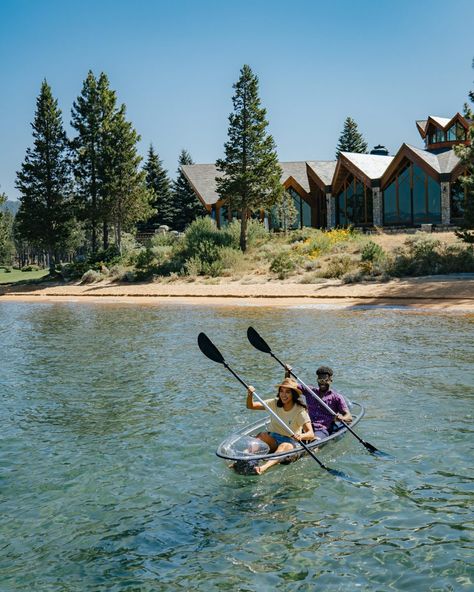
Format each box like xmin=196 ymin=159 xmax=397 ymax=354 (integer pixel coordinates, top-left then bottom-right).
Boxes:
xmin=454 ymin=59 xmax=474 ymax=243
xmin=273 ymin=189 xmax=298 ymax=233
xmin=173 ymin=149 xmax=207 ymax=231
xmin=16 ymin=81 xmax=74 ymax=272
xmin=216 ymin=65 xmax=283 ymax=251
xmin=143 ymin=145 xmax=174 ymax=228
xmin=71 ymin=71 xmax=117 ymax=252
xmin=103 ymin=106 xmax=153 ymax=252
xmin=0 ymin=192 xmax=15 ymax=266
xmin=336 ymin=117 xmax=368 ymax=158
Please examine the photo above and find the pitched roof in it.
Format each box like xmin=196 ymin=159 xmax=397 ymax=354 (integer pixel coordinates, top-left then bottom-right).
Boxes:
xmin=405 ymin=144 xmax=442 ymax=173
xmin=430 ymin=116 xmax=452 ymax=127
xmin=306 ymin=160 xmax=337 ymax=188
xmin=279 ymin=161 xmax=311 ymax=193
xmin=340 ymin=152 xmax=394 ymax=180
xmin=181 ymin=164 xmax=222 ymax=206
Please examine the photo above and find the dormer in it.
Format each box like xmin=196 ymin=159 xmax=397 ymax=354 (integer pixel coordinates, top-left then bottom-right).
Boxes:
xmin=416 ymin=113 xmax=470 ymax=150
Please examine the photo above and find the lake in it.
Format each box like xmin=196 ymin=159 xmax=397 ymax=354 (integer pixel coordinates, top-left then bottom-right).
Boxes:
xmin=0 ymin=302 xmax=472 ymax=591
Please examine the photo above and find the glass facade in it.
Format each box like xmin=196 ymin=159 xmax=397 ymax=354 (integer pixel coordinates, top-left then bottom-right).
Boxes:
xmin=429 ymin=122 xmax=466 ymax=144
xmin=287 ymin=187 xmax=312 ymax=229
xmin=383 ymin=162 xmax=441 ymax=225
xmin=336 ymin=175 xmax=373 ymax=226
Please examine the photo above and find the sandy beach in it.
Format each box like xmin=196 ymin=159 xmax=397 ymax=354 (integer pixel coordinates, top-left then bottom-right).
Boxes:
xmin=1 ymin=275 xmax=473 ymax=310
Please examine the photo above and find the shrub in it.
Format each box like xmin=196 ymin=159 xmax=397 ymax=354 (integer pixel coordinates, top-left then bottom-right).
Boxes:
xmin=184 ymin=256 xmax=202 ymax=276
xmin=318 ymin=255 xmax=354 ymax=279
xmin=270 ymin=252 xmax=296 ymax=279
xmin=109 ymin=265 xmax=128 ymax=281
xmin=222 ymin=219 xmax=269 ymax=249
xmin=21 ymin=264 xmax=41 ymax=272
xmin=361 ymin=241 xmax=385 ymax=262
xmin=218 ymin=247 xmax=248 ymax=274
xmin=80 ymin=269 xmax=103 ymax=284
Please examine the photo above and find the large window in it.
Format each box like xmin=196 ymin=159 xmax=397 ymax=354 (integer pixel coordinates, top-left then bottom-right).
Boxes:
xmin=383 ymin=162 xmax=441 ymax=225
xmin=451 ymin=178 xmax=468 ymax=221
xmin=287 ymin=187 xmax=312 ymax=229
xmin=336 ymin=175 xmax=373 ymax=226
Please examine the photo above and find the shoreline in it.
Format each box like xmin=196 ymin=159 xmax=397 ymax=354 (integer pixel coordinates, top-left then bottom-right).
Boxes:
xmin=1 ymin=275 xmax=473 ymax=310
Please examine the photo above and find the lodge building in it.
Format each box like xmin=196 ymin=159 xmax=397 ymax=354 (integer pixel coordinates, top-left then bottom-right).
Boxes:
xmin=181 ymin=113 xmax=471 ymax=230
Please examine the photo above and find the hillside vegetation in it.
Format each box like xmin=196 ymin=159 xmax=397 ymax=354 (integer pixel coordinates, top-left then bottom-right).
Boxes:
xmin=55 ymin=218 xmax=474 ymax=285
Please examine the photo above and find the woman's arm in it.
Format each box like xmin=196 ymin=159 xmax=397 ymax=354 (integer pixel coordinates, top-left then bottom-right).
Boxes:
xmin=246 ymin=386 xmax=265 ymax=410
xmin=294 ymin=421 xmax=315 ymax=441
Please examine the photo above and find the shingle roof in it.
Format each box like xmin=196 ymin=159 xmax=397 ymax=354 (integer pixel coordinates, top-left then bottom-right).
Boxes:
xmin=279 ymin=161 xmax=311 ymax=192
xmin=306 ymin=161 xmax=337 ymax=187
xmin=416 ymin=120 xmax=428 ymax=133
xmin=406 ymin=144 xmax=461 ymax=174
xmin=340 ymin=152 xmax=394 ymax=180
xmin=181 ymin=164 xmax=222 ymax=206
xmin=430 ymin=116 xmax=452 ymax=128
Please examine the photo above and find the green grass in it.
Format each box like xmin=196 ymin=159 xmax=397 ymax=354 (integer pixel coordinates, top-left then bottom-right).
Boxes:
xmin=0 ymin=269 xmax=49 ymax=284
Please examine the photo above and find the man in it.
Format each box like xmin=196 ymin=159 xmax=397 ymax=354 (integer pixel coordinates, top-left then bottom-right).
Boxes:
xmin=285 ymin=365 xmax=352 ymax=440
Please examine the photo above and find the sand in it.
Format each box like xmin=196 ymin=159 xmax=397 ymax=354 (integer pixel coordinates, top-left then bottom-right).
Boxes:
xmin=1 ymin=275 xmax=473 ymax=310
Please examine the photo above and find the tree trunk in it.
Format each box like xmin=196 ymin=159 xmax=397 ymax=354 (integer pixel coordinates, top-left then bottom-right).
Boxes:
xmin=240 ymin=209 xmax=248 ymax=252
xmin=103 ymin=222 xmax=109 ymax=251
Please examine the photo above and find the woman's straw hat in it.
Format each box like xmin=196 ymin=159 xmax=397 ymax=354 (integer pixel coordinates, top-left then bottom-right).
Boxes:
xmin=275 ymin=377 xmax=302 ymax=396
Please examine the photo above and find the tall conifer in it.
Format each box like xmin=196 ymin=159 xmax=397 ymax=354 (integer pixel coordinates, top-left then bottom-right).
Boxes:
xmin=103 ymin=106 xmax=153 ymax=252
xmin=16 ymin=81 xmax=74 ymax=271
xmin=216 ymin=65 xmax=283 ymax=251
xmin=71 ymin=71 xmax=117 ymax=252
xmin=173 ymin=149 xmax=207 ymax=231
xmin=143 ymin=145 xmax=174 ymax=228
xmin=335 ymin=117 xmax=368 ymax=158
xmin=454 ymin=59 xmax=474 ymax=243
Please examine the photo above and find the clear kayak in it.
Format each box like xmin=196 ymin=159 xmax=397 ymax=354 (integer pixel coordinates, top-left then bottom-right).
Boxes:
xmin=216 ymin=400 xmax=365 ymax=474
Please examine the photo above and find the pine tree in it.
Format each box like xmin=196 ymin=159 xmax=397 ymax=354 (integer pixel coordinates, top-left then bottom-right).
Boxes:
xmin=274 ymin=189 xmax=298 ymax=233
xmin=0 ymin=192 xmax=15 ymax=266
xmin=173 ymin=149 xmax=207 ymax=231
xmin=336 ymin=117 xmax=368 ymax=158
xmin=103 ymin=106 xmax=153 ymax=252
xmin=71 ymin=71 xmax=117 ymax=253
xmin=454 ymin=59 xmax=474 ymax=243
xmin=143 ymin=145 xmax=174 ymax=228
xmin=216 ymin=65 xmax=283 ymax=251
xmin=16 ymin=81 xmax=74 ymax=272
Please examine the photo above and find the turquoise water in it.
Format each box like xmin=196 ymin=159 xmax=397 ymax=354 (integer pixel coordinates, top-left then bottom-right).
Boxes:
xmin=0 ymin=302 xmax=472 ymax=591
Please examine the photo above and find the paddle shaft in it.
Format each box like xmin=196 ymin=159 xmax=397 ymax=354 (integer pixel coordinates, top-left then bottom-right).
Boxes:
xmin=223 ymin=362 xmax=330 ymax=470
xmin=269 ymin=351 xmax=376 ymax=451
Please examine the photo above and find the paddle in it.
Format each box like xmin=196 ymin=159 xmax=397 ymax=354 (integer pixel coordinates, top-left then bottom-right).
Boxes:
xmin=197 ymin=332 xmax=352 ymax=480
xmin=247 ymin=326 xmax=391 ymax=458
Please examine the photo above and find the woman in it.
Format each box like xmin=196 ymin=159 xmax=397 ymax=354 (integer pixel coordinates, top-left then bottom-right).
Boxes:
xmin=246 ymin=377 xmax=315 ymax=475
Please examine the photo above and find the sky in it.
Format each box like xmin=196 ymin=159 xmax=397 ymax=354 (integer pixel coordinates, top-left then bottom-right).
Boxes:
xmin=1 ymin=0 xmax=473 ymax=201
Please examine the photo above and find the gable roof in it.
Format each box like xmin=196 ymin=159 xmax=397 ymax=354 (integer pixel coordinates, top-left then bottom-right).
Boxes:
xmin=181 ymin=164 xmax=222 ymax=207
xmin=380 ymin=144 xmax=462 ymax=186
xmin=306 ymin=160 xmax=337 ymax=190
xmin=279 ymin=161 xmax=311 ymax=193
xmin=417 ymin=112 xmax=470 ymax=139
xmin=332 ymin=152 xmax=393 ymax=193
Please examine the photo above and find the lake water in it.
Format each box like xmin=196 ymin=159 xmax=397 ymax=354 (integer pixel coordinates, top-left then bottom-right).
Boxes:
xmin=0 ymin=302 xmax=472 ymax=591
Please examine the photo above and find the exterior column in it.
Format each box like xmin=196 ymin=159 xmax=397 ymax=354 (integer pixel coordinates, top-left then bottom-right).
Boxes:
xmin=441 ymin=182 xmax=450 ymax=225
xmin=372 ymin=187 xmax=383 ymax=227
xmin=326 ymin=193 xmax=336 ymax=228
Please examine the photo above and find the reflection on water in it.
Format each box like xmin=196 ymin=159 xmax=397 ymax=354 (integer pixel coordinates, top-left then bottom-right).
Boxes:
xmin=0 ymin=302 xmax=472 ymax=591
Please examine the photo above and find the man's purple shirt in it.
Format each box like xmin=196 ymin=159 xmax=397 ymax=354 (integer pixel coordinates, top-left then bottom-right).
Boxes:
xmin=298 ymin=384 xmax=349 ymax=431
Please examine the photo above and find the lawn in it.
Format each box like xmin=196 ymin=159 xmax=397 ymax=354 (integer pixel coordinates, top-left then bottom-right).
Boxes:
xmin=0 ymin=268 xmax=49 ymax=284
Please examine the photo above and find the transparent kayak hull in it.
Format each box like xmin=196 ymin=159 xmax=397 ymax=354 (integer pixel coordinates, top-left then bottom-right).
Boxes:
xmin=216 ymin=401 xmax=365 ymax=468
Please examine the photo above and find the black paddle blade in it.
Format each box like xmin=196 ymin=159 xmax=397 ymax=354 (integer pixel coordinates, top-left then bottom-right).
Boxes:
xmin=247 ymin=327 xmax=272 ymax=353
xmin=197 ymin=333 xmax=225 ymax=364
xmin=327 ymin=468 xmax=357 ymax=483
xmin=361 ymin=439 xmax=393 ymax=459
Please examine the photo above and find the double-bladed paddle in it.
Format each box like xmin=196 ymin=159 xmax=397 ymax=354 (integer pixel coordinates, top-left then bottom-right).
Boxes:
xmin=246 ymin=326 xmax=391 ymax=458
xmin=197 ymin=332 xmax=352 ymax=480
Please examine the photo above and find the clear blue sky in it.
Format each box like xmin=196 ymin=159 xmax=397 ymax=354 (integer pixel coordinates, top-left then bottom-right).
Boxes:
xmin=1 ymin=0 xmax=473 ymax=200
